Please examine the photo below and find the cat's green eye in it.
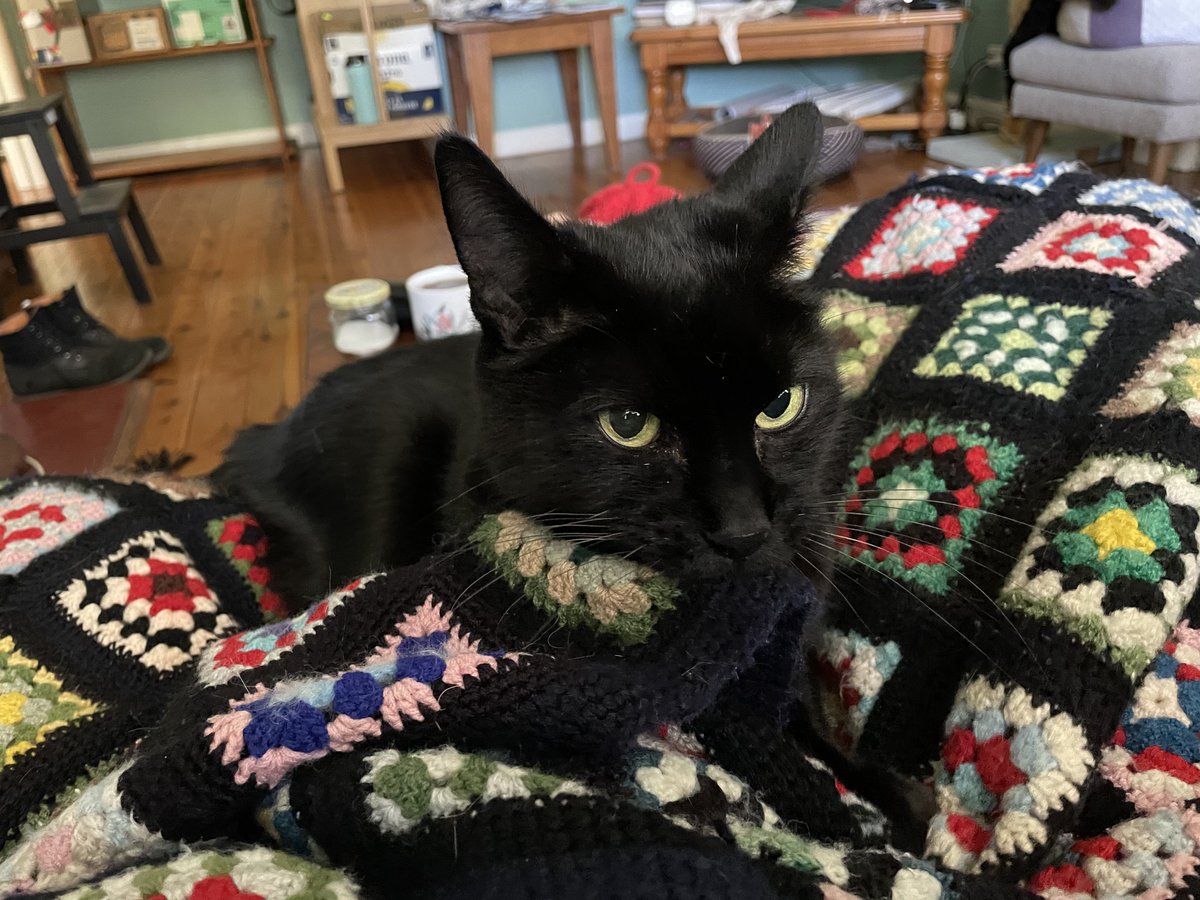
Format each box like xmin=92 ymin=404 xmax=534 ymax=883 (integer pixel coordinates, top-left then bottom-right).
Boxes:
xmin=599 ymin=408 xmax=660 ymax=448
xmin=756 ymin=386 xmax=807 ymax=431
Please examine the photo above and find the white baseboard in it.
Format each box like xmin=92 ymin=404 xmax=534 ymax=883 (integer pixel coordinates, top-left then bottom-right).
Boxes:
xmin=85 ymin=111 xmax=644 ymax=167
xmin=493 ymin=112 xmax=647 ymax=159
xmin=88 ymin=122 xmax=318 ymax=164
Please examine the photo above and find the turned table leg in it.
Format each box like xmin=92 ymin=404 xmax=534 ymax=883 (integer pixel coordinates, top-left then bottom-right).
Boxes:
xmin=667 ymin=67 xmax=686 ymax=122
xmin=920 ymin=24 xmax=954 ymax=143
xmin=642 ymin=48 xmax=669 ymax=159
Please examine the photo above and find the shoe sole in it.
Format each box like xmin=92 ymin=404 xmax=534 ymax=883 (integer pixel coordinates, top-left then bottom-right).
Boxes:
xmin=10 ymin=349 xmax=157 ymax=401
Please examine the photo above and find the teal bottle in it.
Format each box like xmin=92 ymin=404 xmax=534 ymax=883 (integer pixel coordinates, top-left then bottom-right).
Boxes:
xmin=346 ymin=56 xmax=380 ymax=125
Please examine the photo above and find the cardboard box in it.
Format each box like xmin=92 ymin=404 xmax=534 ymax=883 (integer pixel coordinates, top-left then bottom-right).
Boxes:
xmin=17 ymin=0 xmax=93 ymax=66
xmin=376 ymin=23 xmax=443 ymax=119
xmin=86 ymin=6 xmax=169 ymax=58
xmin=319 ymin=16 xmax=442 ymax=125
xmin=161 ymin=0 xmax=245 ymax=45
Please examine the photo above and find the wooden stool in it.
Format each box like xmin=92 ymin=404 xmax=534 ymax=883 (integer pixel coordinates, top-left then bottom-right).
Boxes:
xmin=0 ymin=94 xmax=160 ymax=303
xmin=436 ymin=8 xmax=621 ymax=171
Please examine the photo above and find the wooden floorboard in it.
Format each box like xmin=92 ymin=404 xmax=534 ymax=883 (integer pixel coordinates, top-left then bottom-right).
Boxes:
xmin=2 ymin=136 xmax=1188 ymax=475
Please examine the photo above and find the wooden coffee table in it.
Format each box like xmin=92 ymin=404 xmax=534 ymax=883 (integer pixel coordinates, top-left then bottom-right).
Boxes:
xmin=631 ymin=7 xmax=969 ymax=158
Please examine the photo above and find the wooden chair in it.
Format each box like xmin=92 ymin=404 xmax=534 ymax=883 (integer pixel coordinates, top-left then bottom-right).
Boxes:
xmin=0 ymin=94 xmax=161 ymax=303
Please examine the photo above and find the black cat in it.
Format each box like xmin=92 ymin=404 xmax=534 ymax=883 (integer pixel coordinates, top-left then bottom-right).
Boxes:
xmin=215 ymin=103 xmax=845 ymax=611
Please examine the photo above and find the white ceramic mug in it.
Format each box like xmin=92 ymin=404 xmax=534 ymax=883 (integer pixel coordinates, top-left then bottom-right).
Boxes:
xmin=405 ymin=264 xmax=479 ymax=342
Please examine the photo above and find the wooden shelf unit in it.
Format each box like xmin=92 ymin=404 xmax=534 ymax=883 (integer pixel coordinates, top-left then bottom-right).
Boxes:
xmin=295 ymin=0 xmax=449 ymax=192
xmin=35 ymin=37 xmax=272 ymax=71
xmin=29 ymin=1 xmax=290 ymax=178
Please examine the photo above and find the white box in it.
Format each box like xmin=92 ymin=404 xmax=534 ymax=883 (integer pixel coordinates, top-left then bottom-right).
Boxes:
xmin=322 ymin=24 xmax=443 ymax=123
xmin=375 ymin=23 xmax=443 ymax=119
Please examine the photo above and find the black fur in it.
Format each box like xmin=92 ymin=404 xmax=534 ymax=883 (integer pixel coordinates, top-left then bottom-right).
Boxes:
xmin=215 ymin=103 xmax=845 ymax=610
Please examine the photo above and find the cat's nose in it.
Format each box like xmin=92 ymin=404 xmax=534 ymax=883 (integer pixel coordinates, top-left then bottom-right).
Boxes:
xmin=705 ymin=528 xmax=769 ymax=559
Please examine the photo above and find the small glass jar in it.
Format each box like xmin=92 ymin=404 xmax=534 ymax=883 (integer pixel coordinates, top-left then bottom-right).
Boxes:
xmin=325 ymin=278 xmax=398 ymax=357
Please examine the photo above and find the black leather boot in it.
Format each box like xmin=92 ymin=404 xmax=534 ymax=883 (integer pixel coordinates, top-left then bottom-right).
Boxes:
xmin=0 ymin=311 xmax=153 ymax=398
xmin=26 ymin=286 xmax=171 ymax=365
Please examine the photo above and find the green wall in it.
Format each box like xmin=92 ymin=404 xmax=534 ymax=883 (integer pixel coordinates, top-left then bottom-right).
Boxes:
xmin=1 ymin=0 xmax=1012 ymax=152
xmin=1 ymin=0 xmax=312 ymax=148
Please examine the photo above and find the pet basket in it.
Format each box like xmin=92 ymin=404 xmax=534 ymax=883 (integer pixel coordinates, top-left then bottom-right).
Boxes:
xmin=692 ymin=114 xmax=864 ymax=184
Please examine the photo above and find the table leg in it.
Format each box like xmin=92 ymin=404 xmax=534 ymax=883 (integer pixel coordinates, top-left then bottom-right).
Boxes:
xmin=587 ymin=19 xmax=620 ymax=172
xmin=52 ymin=102 xmax=94 ymax=186
xmin=321 ymin=138 xmax=345 ymax=194
xmin=443 ymin=35 xmax=471 ymax=136
xmin=461 ymin=34 xmax=495 ymax=158
xmin=1121 ymin=136 xmax=1136 ymax=173
xmin=1148 ymin=142 xmax=1176 ymax=184
xmin=1024 ymin=120 xmax=1049 ymax=164
xmin=37 ymin=69 xmax=94 ymax=187
xmin=667 ymin=67 xmax=686 ymax=122
xmin=557 ymin=48 xmax=583 ymax=151
xmin=642 ymin=48 xmax=668 ymax=160
xmin=920 ymin=24 xmax=955 ymax=143
xmin=27 ymin=123 xmax=79 ymax=220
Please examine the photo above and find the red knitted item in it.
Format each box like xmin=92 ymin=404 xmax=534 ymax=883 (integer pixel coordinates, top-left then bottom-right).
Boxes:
xmin=577 ymin=163 xmax=682 ymax=225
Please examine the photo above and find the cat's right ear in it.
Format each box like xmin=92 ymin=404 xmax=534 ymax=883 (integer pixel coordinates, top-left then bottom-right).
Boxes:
xmin=435 ymin=134 xmax=572 ymax=350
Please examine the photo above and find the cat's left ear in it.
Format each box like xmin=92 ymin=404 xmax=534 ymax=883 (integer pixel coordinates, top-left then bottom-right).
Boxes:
xmin=709 ymin=103 xmax=824 ymax=274
xmin=712 ymin=102 xmax=824 ymax=215
xmin=435 ymin=134 xmax=576 ymax=351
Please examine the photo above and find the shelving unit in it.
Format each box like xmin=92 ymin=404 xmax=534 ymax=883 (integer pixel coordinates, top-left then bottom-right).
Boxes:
xmin=294 ymin=0 xmax=448 ymax=192
xmin=29 ymin=0 xmax=291 ymax=178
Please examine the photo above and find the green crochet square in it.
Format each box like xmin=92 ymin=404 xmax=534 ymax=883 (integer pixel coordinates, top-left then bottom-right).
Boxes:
xmin=915 ymin=294 xmax=1109 ymax=401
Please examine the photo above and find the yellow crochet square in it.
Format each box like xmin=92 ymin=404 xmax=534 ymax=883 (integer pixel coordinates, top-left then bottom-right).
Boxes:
xmin=0 ymin=634 xmax=100 ymax=767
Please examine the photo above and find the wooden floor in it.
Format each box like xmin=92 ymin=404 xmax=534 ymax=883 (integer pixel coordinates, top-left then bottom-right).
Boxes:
xmin=1 ymin=136 xmax=1189 ymax=475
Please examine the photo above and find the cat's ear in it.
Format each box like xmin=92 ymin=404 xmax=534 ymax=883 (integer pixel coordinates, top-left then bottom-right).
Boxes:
xmin=712 ymin=102 xmax=824 ymax=218
xmin=435 ymin=134 xmax=572 ymax=350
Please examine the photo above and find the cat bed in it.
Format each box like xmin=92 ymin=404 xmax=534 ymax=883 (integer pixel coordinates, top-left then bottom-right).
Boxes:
xmin=5 ymin=165 xmax=1200 ymax=900
xmin=693 ymin=113 xmax=863 ymax=183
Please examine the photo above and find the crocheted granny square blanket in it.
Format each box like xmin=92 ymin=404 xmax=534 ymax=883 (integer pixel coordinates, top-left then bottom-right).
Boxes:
xmin=4 ymin=164 xmax=1200 ymax=900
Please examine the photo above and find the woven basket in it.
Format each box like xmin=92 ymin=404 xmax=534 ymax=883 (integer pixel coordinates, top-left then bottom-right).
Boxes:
xmin=692 ymin=114 xmax=864 ymax=184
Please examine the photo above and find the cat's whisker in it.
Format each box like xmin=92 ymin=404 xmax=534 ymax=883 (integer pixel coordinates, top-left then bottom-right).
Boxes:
xmin=818 ymin=524 xmax=1040 ymax=656
xmin=826 ymin=517 xmax=1031 ymax=565
xmin=819 ymin=303 xmax=898 ymax=322
xmin=431 ymin=466 xmax=522 ymax=516
xmin=812 ymin=524 xmax=1020 ymax=606
xmin=451 ymin=572 xmax=509 ymax=615
xmin=803 ymin=534 xmax=1014 ymax=679
xmin=799 ymin=504 xmax=1037 ymax=565
xmin=807 ymin=495 xmax=1047 ymax=537
xmin=792 ymin=547 xmax=868 ymax=632
xmin=530 ymin=510 xmax=616 ymax=523
xmin=810 ymin=526 xmax=1043 ymax=672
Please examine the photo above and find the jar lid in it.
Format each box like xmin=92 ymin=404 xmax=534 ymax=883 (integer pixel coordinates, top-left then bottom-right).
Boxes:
xmin=325 ymin=278 xmax=390 ymax=311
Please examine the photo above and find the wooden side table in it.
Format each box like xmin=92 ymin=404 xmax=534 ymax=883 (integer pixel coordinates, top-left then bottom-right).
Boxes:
xmin=436 ymin=8 xmax=622 ymax=171
xmin=631 ymin=8 xmax=969 ymax=159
